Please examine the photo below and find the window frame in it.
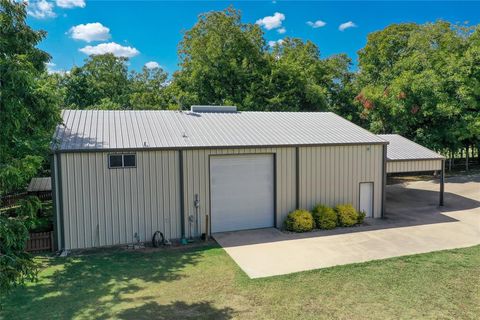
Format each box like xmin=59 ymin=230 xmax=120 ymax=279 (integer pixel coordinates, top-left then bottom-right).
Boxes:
xmin=108 ymin=153 xmax=137 ymax=169
xmin=122 ymin=154 xmax=136 ymax=168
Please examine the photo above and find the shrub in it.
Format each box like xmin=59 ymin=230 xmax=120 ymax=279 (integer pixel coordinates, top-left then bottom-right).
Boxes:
xmin=284 ymin=209 xmax=314 ymax=232
xmin=312 ymin=204 xmax=337 ymax=230
xmin=357 ymin=210 xmax=367 ymax=225
xmin=335 ymin=204 xmax=358 ymax=227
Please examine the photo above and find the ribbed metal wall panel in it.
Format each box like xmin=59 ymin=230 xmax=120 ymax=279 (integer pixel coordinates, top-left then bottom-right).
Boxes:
xmin=298 ymin=145 xmax=383 ymax=218
xmin=386 ymin=160 xmax=442 ymax=173
xmin=60 ymin=151 xmax=181 ymax=250
xmin=58 ymin=144 xmax=386 ymax=249
xmin=182 ymin=147 xmax=297 ymax=236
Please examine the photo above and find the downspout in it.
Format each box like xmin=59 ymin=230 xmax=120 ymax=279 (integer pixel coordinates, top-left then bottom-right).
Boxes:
xmin=179 ymin=150 xmax=186 ymax=242
xmin=295 ymin=147 xmax=300 ymax=209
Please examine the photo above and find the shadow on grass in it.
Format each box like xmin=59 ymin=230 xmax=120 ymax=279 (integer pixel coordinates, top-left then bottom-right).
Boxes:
xmin=118 ymin=301 xmax=234 ymax=320
xmin=3 ymin=245 xmax=215 ymax=319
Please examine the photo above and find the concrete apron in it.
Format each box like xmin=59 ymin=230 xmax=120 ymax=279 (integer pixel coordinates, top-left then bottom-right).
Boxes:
xmin=214 ymin=176 xmax=480 ymax=278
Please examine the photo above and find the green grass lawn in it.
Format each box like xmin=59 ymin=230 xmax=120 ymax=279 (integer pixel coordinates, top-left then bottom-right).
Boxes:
xmin=1 ymin=244 xmax=479 ymax=320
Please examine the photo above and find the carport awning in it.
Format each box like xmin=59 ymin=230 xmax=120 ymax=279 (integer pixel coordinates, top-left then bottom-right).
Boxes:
xmin=378 ymin=134 xmax=446 ymax=206
xmin=378 ymin=134 xmax=445 ymax=173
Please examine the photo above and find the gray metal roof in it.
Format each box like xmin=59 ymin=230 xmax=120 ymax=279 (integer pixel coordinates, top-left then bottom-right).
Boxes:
xmin=53 ymin=110 xmax=387 ymax=152
xmin=378 ymin=134 xmax=445 ymax=161
xmin=27 ymin=177 xmax=52 ymax=192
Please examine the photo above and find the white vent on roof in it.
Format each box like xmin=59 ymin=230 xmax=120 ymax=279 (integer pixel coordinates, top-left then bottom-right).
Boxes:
xmin=190 ymin=105 xmax=237 ymax=113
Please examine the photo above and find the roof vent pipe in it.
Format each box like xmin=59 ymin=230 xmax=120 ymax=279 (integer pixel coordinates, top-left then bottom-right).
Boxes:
xmin=190 ymin=105 xmax=237 ymax=113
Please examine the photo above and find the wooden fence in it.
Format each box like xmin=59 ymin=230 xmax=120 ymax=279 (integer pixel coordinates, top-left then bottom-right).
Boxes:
xmin=26 ymin=231 xmax=54 ymax=252
xmin=1 ymin=191 xmax=52 ymax=208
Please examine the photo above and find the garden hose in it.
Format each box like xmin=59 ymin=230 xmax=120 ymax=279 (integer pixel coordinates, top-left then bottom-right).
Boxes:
xmin=152 ymin=231 xmax=165 ymax=247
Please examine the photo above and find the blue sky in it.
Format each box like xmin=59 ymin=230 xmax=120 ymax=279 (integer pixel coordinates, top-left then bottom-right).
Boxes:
xmin=27 ymin=1 xmax=480 ymax=75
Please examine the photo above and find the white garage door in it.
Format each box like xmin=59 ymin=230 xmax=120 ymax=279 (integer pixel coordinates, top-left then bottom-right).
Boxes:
xmin=210 ymin=154 xmax=274 ymax=233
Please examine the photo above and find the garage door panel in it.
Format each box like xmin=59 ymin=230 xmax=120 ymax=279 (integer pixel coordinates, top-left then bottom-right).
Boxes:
xmin=211 ymin=155 xmax=274 ymax=233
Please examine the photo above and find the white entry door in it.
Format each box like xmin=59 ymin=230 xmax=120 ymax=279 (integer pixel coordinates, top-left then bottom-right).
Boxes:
xmin=359 ymin=182 xmax=374 ymax=218
xmin=210 ymin=154 xmax=274 ymax=233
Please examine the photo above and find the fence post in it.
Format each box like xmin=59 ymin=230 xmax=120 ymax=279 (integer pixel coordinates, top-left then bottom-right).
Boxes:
xmin=50 ymin=231 xmax=54 ymax=252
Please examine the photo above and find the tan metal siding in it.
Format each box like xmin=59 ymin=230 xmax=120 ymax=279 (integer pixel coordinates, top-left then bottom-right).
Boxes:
xmin=386 ymin=160 xmax=442 ymax=173
xmin=182 ymin=145 xmax=382 ymax=232
xmin=59 ymin=144 xmax=386 ymax=249
xmin=60 ymin=151 xmax=181 ymax=250
xmin=298 ymin=145 xmax=383 ymax=218
xmin=182 ymin=147 xmax=297 ymax=235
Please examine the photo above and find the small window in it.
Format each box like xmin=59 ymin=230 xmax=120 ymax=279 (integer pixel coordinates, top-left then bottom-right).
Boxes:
xmin=123 ymin=154 xmax=136 ymax=167
xmin=109 ymin=155 xmax=123 ymax=168
xmin=108 ymin=154 xmax=136 ymax=169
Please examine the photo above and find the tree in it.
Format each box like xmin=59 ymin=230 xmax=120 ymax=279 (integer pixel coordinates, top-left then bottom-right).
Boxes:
xmin=173 ymin=8 xmax=355 ymax=114
xmin=355 ymin=21 xmax=479 ymax=153
xmin=0 ymin=0 xmax=60 ymax=294
xmin=129 ymin=66 xmax=169 ymax=109
xmin=63 ymin=54 xmax=130 ymax=109
xmin=0 ymin=0 xmax=61 ymax=193
xmin=0 ymin=196 xmax=41 ymax=294
xmin=266 ymin=38 xmax=328 ymax=111
xmin=266 ymin=38 xmax=355 ymax=113
xmin=174 ymin=7 xmax=267 ymax=109
xmin=61 ymin=54 xmax=172 ymax=110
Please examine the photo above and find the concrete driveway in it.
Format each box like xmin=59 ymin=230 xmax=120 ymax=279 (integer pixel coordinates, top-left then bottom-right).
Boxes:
xmin=214 ymin=175 xmax=480 ymax=278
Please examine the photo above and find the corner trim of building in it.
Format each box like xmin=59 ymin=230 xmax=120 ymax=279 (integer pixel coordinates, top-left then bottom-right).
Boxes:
xmin=57 ymin=153 xmax=66 ymax=250
xmin=381 ymin=144 xmax=387 ymax=218
xmin=50 ymin=154 xmax=58 ymax=251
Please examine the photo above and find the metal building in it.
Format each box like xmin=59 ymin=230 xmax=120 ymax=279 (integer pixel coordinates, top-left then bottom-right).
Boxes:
xmin=51 ymin=107 xmax=442 ymax=250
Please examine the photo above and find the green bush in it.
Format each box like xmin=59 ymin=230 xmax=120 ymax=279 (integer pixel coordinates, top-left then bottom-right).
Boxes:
xmin=357 ymin=210 xmax=367 ymax=225
xmin=284 ymin=209 xmax=314 ymax=232
xmin=335 ymin=204 xmax=358 ymax=227
xmin=312 ymin=204 xmax=337 ymax=230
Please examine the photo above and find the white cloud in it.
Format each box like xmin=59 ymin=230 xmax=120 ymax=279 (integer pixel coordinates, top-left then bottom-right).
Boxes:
xmin=50 ymin=70 xmax=70 ymax=75
xmin=268 ymin=39 xmax=284 ymax=48
xmin=56 ymin=0 xmax=85 ymax=8
xmin=45 ymin=62 xmax=69 ymax=75
xmin=277 ymin=27 xmax=286 ymax=34
xmin=307 ymin=20 xmax=326 ymax=28
xmin=339 ymin=21 xmax=357 ymax=31
xmin=45 ymin=62 xmax=56 ymax=73
xmin=145 ymin=61 xmax=160 ymax=69
xmin=27 ymin=0 xmax=56 ymax=19
xmin=79 ymin=42 xmax=140 ymax=58
xmin=256 ymin=12 xmax=285 ymax=30
xmin=68 ymin=23 xmax=111 ymax=42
